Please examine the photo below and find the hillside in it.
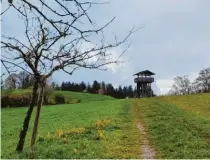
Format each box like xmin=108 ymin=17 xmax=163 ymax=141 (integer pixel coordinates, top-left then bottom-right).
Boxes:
xmin=1 ymin=100 xmax=139 ymax=159
xmin=1 ymin=92 xmax=210 ymax=159
xmin=132 ymin=93 xmax=210 ymax=159
xmin=1 ymin=89 xmax=114 ymax=106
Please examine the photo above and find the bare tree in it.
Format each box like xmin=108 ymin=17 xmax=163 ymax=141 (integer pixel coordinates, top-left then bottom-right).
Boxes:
xmin=17 ymin=71 xmax=34 ymax=89
xmin=1 ymin=0 xmax=135 ymax=152
xmin=190 ymin=80 xmax=203 ymax=94
xmin=1 ymin=77 xmax=4 ymax=89
xmin=168 ymin=84 xmax=180 ymax=95
xmin=3 ymin=71 xmax=35 ymax=89
xmin=195 ymin=67 xmax=210 ymax=93
xmin=4 ymin=73 xmax=18 ymax=90
xmin=169 ymin=75 xmax=191 ymax=95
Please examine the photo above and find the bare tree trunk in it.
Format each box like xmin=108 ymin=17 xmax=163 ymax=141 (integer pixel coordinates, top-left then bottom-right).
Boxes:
xmin=30 ymin=83 xmax=45 ymax=152
xmin=16 ymin=80 xmax=39 ymax=152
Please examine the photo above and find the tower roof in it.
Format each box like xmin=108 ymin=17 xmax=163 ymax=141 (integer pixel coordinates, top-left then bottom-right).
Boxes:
xmin=133 ymin=70 xmax=155 ymax=76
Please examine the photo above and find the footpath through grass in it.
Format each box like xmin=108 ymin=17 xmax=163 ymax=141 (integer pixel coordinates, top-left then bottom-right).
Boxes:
xmin=132 ymin=96 xmax=210 ymax=159
xmin=1 ymin=99 xmax=140 ymax=159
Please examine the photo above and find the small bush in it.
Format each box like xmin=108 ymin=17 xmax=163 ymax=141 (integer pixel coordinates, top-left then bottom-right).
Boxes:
xmin=47 ymin=98 xmax=56 ymax=105
xmin=1 ymin=90 xmax=81 ymax=108
xmin=1 ymin=94 xmax=31 ymax=108
xmin=75 ymin=99 xmax=81 ymax=103
xmin=65 ymin=98 xmax=73 ymax=104
xmin=37 ymin=137 xmax=45 ymax=142
xmin=43 ymin=88 xmax=54 ymax=104
xmin=54 ymin=94 xmax=65 ymax=104
xmin=65 ymin=99 xmax=81 ymax=104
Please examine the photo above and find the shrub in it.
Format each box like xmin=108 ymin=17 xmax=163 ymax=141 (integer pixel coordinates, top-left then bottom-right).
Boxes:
xmin=65 ymin=99 xmax=81 ymax=104
xmin=1 ymin=94 xmax=31 ymax=108
xmin=75 ymin=99 xmax=81 ymax=103
xmin=43 ymin=88 xmax=54 ymax=104
xmin=1 ymin=90 xmax=81 ymax=108
xmin=54 ymin=94 xmax=65 ymax=104
xmin=47 ymin=98 xmax=56 ymax=105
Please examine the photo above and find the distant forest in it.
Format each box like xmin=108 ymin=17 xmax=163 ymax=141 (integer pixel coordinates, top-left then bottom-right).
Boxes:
xmin=56 ymin=81 xmax=136 ymax=99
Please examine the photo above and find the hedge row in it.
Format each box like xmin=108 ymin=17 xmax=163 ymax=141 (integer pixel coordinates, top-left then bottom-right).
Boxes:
xmin=1 ymin=93 xmax=81 ymax=108
xmin=1 ymin=94 xmax=31 ymax=108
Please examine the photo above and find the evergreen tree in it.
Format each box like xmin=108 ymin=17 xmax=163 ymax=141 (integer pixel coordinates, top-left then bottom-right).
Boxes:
xmin=106 ymin=83 xmax=115 ymax=96
xmin=68 ymin=82 xmax=73 ymax=91
xmin=123 ymin=86 xmax=128 ymax=98
xmin=74 ymin=83 xmax=80 ymax=92
xmin=58 ymin=80 xmax=135 ymax=99
xmin=92 ymin=80 xmax=100 ymax=93
xmin=101 ymin=81 xmax=107 ymax=94
xmin=101 ymin=81 xmax=106 ymax=89
xmin=87 ymin=83 xmax=92 ymax=93
xmin=79 ymin=81 xmax=86 ymax=91
xmin=61 ymin=82 xmax=65 ymax=90
xmin=113 ymin=88 xmax=118 ymax=98
xmin=118 ymin=85 xmax=123 ymax=98
xmin=128 ymin=85 xmax=133 ymax=98
xmin=71 ymin=82 xmax=75 ymax=91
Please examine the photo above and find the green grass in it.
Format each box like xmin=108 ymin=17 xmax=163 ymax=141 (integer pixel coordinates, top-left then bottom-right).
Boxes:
xmin=1 ymin=91 xmax=210 ymax=159
xmin=1 ymin=89 xmax=114 ymax=105
xmin=54 ymin=90 xmax=114 ymax=103
xmin=156 ymin=93 xmax=210 ymax=119
xmin=1 ymin=99 xmax=140 ymax=159
xmin=132 ymin=94 xmax=210 ymax=159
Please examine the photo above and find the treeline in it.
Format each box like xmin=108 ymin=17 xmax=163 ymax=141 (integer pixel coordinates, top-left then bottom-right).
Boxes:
xmin=168 ymin=67 xmax=210 ymax=95
xmin=58 ymin=81 xmax=135 ymax=99
xmin=1 ymin=72 xmax=135 ymax=99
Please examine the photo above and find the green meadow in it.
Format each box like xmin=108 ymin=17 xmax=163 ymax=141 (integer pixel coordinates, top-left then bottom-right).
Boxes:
xmin=1 ymin=91 xmax=210 ymax=159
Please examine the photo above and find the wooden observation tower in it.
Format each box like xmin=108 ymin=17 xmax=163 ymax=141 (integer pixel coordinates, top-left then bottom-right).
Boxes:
xmin=134 ymin=70 xmax=155 ymax=98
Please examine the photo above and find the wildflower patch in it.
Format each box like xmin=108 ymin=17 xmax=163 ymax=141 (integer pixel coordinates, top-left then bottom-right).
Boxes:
xmin=95 ymin=119 xmax=111 ymax=130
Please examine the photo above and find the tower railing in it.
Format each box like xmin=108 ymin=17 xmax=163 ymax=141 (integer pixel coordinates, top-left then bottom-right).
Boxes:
xmin=134 ymin=77 xmax=154 ymax=83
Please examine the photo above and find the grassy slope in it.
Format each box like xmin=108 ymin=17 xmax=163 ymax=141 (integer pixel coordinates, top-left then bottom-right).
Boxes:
xmin=157 ymin=93 xmax=210 ymax=119
xmin=2 ymin=89 xmax=114 ymax=103
xmin=1 ymin=92 xmax=210 ymax=159
xmin=132 ymin=93 xmax=210 ymax=159
xmin=54 ymin=90 xmax=114 ymax=102
xmin=1 ymin=99 xmax=140 ymax=159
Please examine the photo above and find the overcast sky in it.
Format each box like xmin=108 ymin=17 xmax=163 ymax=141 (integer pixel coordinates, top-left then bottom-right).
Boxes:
xmin=2 ymin=0 xmax=210 ymax=95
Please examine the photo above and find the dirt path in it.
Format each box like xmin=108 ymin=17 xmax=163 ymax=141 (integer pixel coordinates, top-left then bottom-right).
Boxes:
xmin=137 ymin=121 xmax=156 ymax=159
